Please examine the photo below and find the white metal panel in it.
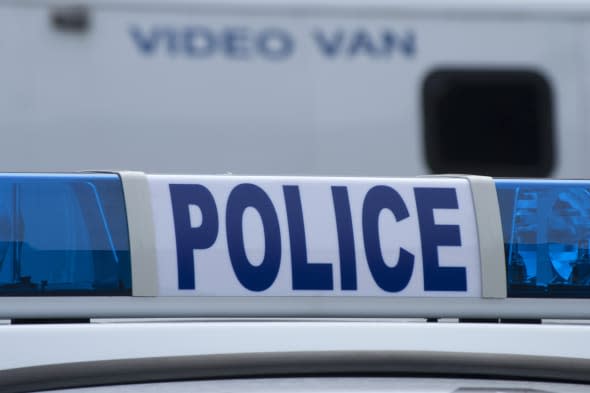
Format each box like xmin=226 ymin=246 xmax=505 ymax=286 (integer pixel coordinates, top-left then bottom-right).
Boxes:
xmin=0 ymin=5 xmax=581 ymax=177
xmin=44 ymin=378 xmax=590 ymax=393
xmin=1 ymin=321 xmax=590 ymax=370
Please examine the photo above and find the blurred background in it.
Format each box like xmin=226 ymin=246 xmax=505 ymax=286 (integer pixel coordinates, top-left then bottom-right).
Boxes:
xmin=0 ymin=0 xmax=582 ymax=177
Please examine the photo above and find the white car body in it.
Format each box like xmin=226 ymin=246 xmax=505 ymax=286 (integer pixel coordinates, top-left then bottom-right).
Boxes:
xmin=1 ymin=320 xmax=589 ymax=371
xmin=0 ymin=172 xmax=588 ymax=391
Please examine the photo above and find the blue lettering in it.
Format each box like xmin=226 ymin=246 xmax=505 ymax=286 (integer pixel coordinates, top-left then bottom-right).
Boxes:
xmin=131 ymin=25 xmax=415 ymax=60
xmin=381 ymin=31 xmax=395 ymax=55
xmin=170 ymin=184 xmax=219 ymax=290
xmin=226 ymin=184 xmax=281 ymax=291
xmin=381 ymin=30 xmax=415 ymax=57
xmin=184 ymin=27 xmax=216 ymax=57
xmin=129 ymin=26 xmax=162 ymax=54
xmin=224 ymin=28 xmax=250 ymax=59
xmin=414 ymin=187 xmax=466 ymax=291
xmin=257 ymin=29 xmax=294 ymax=60
xmin=332 ymin=186 xmax=357 ymax=290
xmin=313 ymin=29 xmax=416 ymax=59
xmin=313 ymin=30 xmax=344 ymax=58
xmin=284 ymin=186 xmax=333 ymax=290
xmin=362 ymin=186 xmax=414 ymax=292
xmin=348 ymin=29 xmax=376 ymax=57
xmin=399 ymin=31 xmax=416 ymax=57
xmin=164 ymin=28 xmax=179 ymax=55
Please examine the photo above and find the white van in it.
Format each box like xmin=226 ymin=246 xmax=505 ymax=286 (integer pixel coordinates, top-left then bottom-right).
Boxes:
xmin=0 ymin=0 xmax=584 ymax=176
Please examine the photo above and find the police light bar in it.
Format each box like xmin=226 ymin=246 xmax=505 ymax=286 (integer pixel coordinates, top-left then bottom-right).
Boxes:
xmin=3 ymin=172 xmax=590 ymax=319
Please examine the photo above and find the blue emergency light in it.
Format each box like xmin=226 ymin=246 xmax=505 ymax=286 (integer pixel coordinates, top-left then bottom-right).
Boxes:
xmin=1 ymin=172 xmax=590 ymax=320
xmin=496 ymin=180 xmax=590 ymax=298
xmin=0 ymin=174 xmax=131 ymax=296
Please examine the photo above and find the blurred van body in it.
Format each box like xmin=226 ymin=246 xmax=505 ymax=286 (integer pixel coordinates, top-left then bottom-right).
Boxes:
xmin=0 ymin=0 xmax=583 ymax=177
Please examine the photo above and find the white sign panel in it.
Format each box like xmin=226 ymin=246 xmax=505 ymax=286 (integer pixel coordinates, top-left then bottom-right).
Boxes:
xmin=149 ymin=175 xmax=481 ymax=297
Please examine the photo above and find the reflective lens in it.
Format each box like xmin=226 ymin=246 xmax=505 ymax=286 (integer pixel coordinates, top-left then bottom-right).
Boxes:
xmin=496 ymin=180 xmax=590 ymax=297
xmin=0 ymin=174 xmax=131 ymax=296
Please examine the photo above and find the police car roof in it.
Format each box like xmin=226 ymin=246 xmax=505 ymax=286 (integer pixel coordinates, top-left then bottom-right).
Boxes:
xmin=2 ymin=172 xmax=590 ymax=391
